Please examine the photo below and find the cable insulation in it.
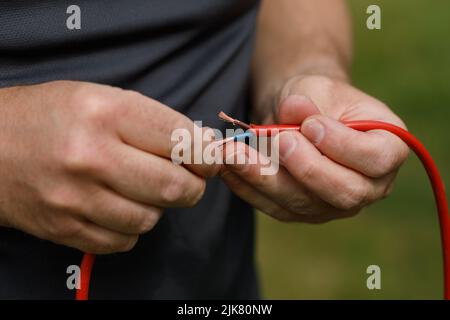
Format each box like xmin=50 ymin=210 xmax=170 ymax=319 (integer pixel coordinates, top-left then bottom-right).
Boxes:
xmin=75 ymin=253 xmax=95 ymax=300
xmin=345 ymin=121 xmax=450 ymax=299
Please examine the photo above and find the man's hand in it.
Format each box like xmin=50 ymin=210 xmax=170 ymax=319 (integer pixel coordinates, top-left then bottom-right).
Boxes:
xmin=221 ymin=75 xmax=409 ymax=223
xmin=0 ymin=81 xmax=219 ymax=253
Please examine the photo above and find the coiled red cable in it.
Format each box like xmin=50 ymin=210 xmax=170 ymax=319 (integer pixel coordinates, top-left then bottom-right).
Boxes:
xmin=75 ymin=119 xmax=450 ymax=300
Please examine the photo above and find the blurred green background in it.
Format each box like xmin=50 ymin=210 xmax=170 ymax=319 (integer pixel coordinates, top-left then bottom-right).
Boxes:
xmin=256 ymin=0 xmax=450 ymax=299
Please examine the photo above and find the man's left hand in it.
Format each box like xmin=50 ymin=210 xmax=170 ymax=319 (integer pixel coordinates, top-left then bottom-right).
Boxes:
xmin=221 ymin=75 xmax=409 ymax=223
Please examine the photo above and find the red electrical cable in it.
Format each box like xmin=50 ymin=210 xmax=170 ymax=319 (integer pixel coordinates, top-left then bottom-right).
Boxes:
xmin=345 ymin=120 xmax=450 ymax=300
xmin=76 ymin=253 xmax=95 ymax=300
xmin=76 ymin=116 xmax=450 ymax=300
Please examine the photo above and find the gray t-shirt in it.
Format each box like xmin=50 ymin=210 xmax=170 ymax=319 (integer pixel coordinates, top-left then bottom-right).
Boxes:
xmin=0 ymin=0 xmax=260 ymax=299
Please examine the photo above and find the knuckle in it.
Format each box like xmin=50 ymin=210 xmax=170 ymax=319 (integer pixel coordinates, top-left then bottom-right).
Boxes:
xmin=42 ymin=185 xmax=80 ymax=212
xmin=45 ymin=215 xmax=82 ymax=240
xmin=80 ymin=93 xmax=105 ymax=121
xmin=93 ymin=235 xmax=138 ymax=254
xmin=160 ymin=173 xmax=188 ymax=204
xmin=124 ymin=208 xmax=161 ymax=234
xmin=77 ymin=92 xmax=113 ymax=124
xmin=297 ymin=160 xmax=316 ymax=182
xmin=172 ymin=115 xmax=192 ymax=133
xmin=399 ymin=143 xmax=410 ymax=162
xmin=160 ymin=173 xmax=205 ymax=207
xmin=389 ymin=143 xmax=410 ymax=171
xmin=122 ymin=210 xmax=147 ymax=234
xmin=370 ymin=150 xmax=398 ymax=177
xmin=141 ymin=208 xmax=163 ymax=232
xmin=61 ymin=143 xmax=90 ymax=172
xmin=90 ymin=240 xmax=114 ymax=254
xmin=284 ymin=194 xmax=312 ymax=214
xmin=338 ymin=184 xmax=368 ymax=210
xmin=116 ymin=90 xmax=142 ymax=116
xmin=117 ymin=236 xmax=139 ymax=253
xmin=366 ymin=136 xmax=409 ymax=178
xmin=61 ymin=136 xmax=106 ymax=174
xmin=169 ymin=116 xmax=196 ymax=144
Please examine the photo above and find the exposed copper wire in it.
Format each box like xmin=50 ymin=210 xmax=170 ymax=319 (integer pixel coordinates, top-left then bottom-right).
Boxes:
xmin=218 ymin=111 xmax=251 ymax=130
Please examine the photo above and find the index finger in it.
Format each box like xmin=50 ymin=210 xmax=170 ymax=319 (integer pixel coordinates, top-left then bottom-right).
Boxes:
xmin=114 ymin=90 xmax=220 ymax=178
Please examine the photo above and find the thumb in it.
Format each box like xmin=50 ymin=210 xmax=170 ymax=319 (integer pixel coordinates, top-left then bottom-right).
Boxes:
xmin=278 ymin=95 xmax=321 ymax=124
xmin=300 ymin=115 xmax=408 ymax=178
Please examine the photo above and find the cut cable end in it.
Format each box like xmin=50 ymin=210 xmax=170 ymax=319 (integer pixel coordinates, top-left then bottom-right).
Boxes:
xmin=218 ymin=111 xmax=251 ymax=129
xmin=218 ymin=111 xmax=234 ymax=123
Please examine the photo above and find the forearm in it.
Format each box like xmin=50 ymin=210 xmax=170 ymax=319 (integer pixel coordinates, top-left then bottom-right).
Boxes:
xmin=252 ymin=0 xmax=353 ymax=120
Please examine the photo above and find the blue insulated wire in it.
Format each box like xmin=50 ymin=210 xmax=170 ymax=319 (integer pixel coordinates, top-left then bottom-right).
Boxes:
xmin=233 ymin=132 xmax=254 ymax=142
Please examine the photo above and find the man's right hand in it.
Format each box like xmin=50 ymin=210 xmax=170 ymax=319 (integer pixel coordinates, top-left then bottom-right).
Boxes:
xmin=0 ymin=81 xmax=219 ymax=254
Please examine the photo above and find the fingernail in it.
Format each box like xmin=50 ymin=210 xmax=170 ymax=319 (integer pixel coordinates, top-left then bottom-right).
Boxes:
xmin=302 ymin=119 xmax=325 ymax=145
xmin=278 ymin=132 xmax=298 ymax=162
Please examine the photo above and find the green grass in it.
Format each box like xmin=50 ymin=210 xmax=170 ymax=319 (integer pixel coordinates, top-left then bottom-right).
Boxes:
xmin=256 ymin=0 xmax=450 ymax=299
